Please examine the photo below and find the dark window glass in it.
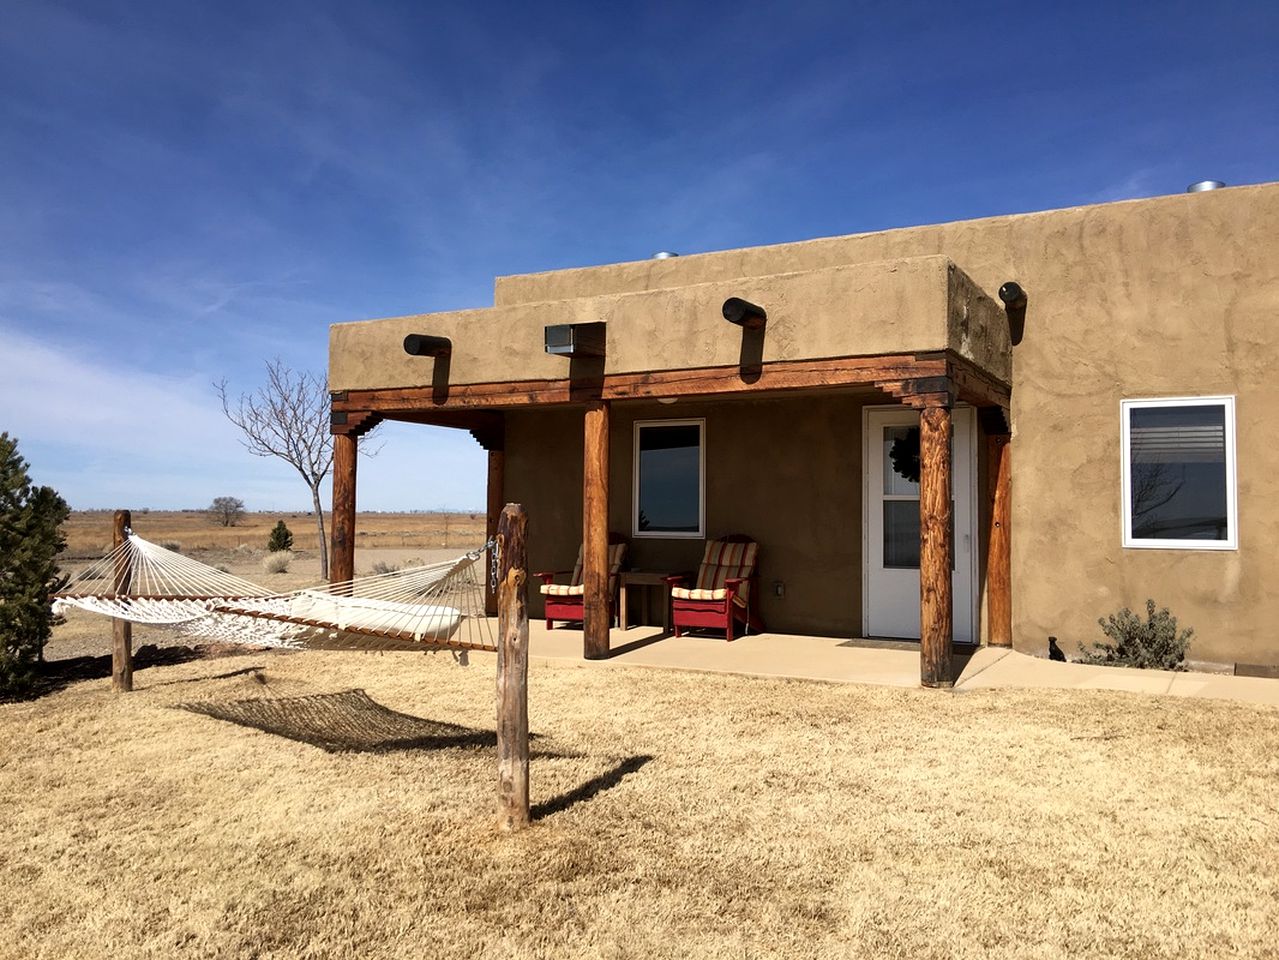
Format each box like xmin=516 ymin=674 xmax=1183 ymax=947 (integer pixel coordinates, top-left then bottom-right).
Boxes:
xmin=637 ymin=424 xmax=701 ymax=534
xmin=883 ymin=501 xmax=920 ymax=568
xmin=1129 ymin=405 xmax=1228 ymax=541
xmin=882 ymin=502 xmax=955 ymax=569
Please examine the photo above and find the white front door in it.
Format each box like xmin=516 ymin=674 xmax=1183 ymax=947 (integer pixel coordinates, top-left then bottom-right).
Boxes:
xmin=864 ymin=406 xmax=977 ymax=642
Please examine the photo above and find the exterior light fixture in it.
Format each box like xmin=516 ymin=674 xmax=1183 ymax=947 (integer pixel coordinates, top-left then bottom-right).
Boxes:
xmin=403 ymin=334 xmax=452 ymax=358
xmin=544 ymin=322 xmax=606 ymax=359
xmin=722 ymin=297 xmax=767 ymax=330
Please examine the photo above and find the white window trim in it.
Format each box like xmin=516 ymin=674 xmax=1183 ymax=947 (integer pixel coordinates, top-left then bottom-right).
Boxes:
xmin=1120 ymin=395 xmax=1238 ymax=551
xmin=632 ymin=418 xmax=706 ymax=539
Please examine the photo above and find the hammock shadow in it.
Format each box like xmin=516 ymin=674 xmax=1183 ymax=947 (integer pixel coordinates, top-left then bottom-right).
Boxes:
xmin=178 ymin=688 xmax=541 ymax=755
xmin=532 ymin=754 xmax=654 ymax=821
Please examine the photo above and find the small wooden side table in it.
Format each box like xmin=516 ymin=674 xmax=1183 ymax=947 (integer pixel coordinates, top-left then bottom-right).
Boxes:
xmin=618 ymin=571 xmax=675 ymax=632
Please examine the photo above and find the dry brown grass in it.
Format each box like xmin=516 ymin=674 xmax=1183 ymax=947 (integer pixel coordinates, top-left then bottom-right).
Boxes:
xmin=62 ymin=510 xmax=487 ymax=555
xmin=31 ymin=518 xmax=1279 ymax=955
xmin=2 ymin=645 xmax=1278 ymax=959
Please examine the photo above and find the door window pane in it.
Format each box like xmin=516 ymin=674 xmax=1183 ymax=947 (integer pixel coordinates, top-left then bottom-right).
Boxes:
xmin=635 ymin=422 xmax=703 ymax=536
xmin=882 ymin=426 xmax=920 ymax=495
xmin=1126 ymin=402 xmax=1232 ymax=544
xmin=883 ymin=502 xmax=956 ymax=569
xmin=883 ymin=501 xmax=920 ymax=568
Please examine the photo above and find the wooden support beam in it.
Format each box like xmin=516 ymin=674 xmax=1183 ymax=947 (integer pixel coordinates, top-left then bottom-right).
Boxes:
xmin=919 ymin=405 xmax=954 ymax=688
xmin=330 ymin=433 xmax=357 ymax=588
xmin=485 ymin=449 xmax=505 ymax=617
xmin=329 ymin=410 xmax=382 ymax=437
xmin=496 ymin=503 xmax=530 ymax=832
xmin=331 ymin=353 xmax=959 ymax=412
xmin=111 ymin=509 xmax=133 ymax=693
xmin=582 ymin=400 xmax=611 ymax=660
xmin=987 ymin=433 xmax=1013 ymax=648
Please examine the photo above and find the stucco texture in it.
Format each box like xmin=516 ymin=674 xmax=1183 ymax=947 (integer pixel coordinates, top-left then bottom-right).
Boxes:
xmin=505 ymin=395 xmax=871 ymax=636
xmin=337 ymin=183 xmax=1279 ymax=667
xmin=329 ymin=256 xmax=1005 ymax=391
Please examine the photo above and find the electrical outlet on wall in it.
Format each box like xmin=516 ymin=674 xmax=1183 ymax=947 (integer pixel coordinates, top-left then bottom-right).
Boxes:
xmin=773 ymin=580 xmax=785 ymax=598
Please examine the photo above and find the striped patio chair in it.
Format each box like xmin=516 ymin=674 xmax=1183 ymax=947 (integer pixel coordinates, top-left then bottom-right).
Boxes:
xmin=536 ymin=535 xmax=627 ymax=629
xmin=664 ymin=535 xmax=764 ymax=641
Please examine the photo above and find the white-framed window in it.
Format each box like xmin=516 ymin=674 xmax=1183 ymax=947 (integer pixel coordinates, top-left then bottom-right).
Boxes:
xmin=632 ymin=419 xmax=705 ymax=539
xmin=1121 ymin=396 xmax=1237 ymax=550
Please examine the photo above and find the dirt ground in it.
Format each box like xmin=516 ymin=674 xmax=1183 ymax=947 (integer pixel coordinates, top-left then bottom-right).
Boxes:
xmin=3 ymin=628 xmax=1278 ymax=957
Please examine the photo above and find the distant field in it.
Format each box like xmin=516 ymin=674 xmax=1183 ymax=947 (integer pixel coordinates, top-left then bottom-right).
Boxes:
xmin=62 ymin=510 xmax=487 ymax=555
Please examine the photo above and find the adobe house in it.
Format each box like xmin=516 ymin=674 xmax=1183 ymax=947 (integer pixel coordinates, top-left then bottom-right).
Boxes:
xmin=327 ymin=181 xmax=1279 ymax=686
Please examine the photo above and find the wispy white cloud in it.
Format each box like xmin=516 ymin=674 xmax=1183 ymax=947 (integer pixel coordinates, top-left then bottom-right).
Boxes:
xmin=0 ymin=326 xmax=485 ymax=511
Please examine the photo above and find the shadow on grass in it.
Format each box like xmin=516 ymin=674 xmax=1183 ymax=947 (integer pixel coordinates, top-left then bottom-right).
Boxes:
xmin=533 ymin=754 xmax=654 ymax=821
xmin=3 ymin=645 xmax=210 ymax=703
xmin=177 ymin=689 xmax=654 ymax=816
xmin=148 ymin=665 xmax=268 ymax=688
xmin=177 ymin=688 xmax=551 ymax=755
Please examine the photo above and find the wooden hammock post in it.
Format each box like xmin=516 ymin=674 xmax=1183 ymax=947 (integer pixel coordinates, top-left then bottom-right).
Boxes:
xmin=496 ymin=503 xmax=530 ymax=832
xmin=111 ymin=509 xmax=134 ymax=693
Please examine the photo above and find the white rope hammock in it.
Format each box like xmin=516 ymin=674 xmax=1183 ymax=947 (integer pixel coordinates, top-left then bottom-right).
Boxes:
xmin=54 ymin=533 xmax=497 ymax=653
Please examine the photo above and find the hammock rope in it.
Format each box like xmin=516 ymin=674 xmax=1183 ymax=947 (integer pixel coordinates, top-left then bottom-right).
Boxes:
xmin=54 ymin=533 xmax=498 ymax=653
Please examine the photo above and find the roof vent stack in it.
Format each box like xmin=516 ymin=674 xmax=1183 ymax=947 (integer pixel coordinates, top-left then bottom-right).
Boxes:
xmin=1186 ymin=180 xmax=1226 ymax=192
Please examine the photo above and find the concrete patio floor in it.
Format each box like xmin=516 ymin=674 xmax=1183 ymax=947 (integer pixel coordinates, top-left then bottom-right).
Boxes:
xmin=527 ymin=624 xmax=1279 ymax=706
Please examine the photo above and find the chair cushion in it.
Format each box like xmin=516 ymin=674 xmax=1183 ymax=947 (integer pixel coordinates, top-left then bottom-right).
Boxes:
xmin=693 ymin=539 xmax=757 ymax=605
xmin=670 ymin=585 xmax=747 ymax=609
xmin=540 ymin=583 xmax=585 ymax=597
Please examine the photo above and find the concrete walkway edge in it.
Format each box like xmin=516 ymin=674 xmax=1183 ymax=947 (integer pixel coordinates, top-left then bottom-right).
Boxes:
xmin=527 ymin=625 xmax=1279 ymax=707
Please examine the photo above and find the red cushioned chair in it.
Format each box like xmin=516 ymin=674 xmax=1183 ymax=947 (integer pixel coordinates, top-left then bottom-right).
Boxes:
xmin=663 ymin=535 xmax=764 ymax=641
xmin=537 ymin=535 xmax=627 ymax=629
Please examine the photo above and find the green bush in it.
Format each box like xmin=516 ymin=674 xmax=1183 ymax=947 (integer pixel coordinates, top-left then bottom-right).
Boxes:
xmin=1080 ymin=599 xmax=1193 ymax=671
xmin=0 ymin=433 xmax=71 ymax=697
xmin=267 ymin=520 xmax=293 ymax=553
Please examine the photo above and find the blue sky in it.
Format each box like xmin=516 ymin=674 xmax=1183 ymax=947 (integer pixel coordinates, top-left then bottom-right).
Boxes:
xmin=2 ymin=0 xmax=1276 ymax=512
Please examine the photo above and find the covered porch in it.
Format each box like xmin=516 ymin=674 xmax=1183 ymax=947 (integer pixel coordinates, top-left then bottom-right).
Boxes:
xmin=328 ymin=255 xmax=1015 ymax=687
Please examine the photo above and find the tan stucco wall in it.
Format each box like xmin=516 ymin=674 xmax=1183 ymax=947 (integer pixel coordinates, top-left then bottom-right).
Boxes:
xmin=330 ymin=256 xmax=1004 ymax=391
xmin=495 ymin=184 xmax=1279 ymax=665
xmin=342 ymin=182 xmax=1279 ymax=666
xmin=505 ymin=395 xmax=869 ymax=635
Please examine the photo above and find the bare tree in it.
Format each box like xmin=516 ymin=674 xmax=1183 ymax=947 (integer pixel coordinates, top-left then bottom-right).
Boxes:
xmin=216 ymin=360 xmax=364 ymax=579
xmin=207 ymin=496 xmax=246 ymax=527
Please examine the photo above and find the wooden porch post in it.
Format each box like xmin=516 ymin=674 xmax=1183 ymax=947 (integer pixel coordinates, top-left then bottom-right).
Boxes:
xmin=331 ymin=432 xmax=357 ymax=586
xmin=485 ymin=449 xmax=505 ymax=617
xmin=919 ymin=404 xmax=954 ymax=688
xmin=582 ymin=400 xmax=611 ymax=660
xmin=988 ymin=432 xmax=1013 ymax=648
xmin=111 ymin=509 xmax=133 ymax=693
